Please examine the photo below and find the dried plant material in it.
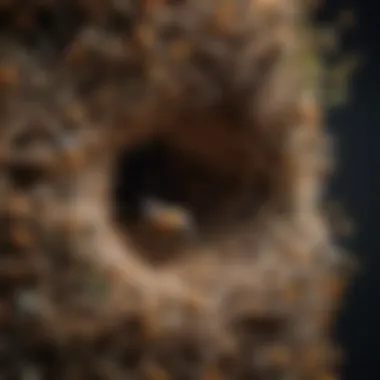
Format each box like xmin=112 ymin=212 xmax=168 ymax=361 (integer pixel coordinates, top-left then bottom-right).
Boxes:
xmin=266 ymin=344 xmax=292 ymax=369
xmin=141 ymin=198 xmax=196 ymax=235
xmin=0 ymin=1 xmax=355 ymax=380
xmin=0 ymin=65 xmax=19 ymax=86
xmin=323 ymin=54 xmax=361 ymax=108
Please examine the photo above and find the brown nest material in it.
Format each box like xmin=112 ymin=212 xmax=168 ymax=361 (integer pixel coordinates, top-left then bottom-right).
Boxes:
xmin=0 ymin=1 xmax=353 ymax=379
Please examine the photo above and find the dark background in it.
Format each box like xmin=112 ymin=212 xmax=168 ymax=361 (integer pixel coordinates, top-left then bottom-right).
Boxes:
xmin=318 ymin=1 xmax=380 ymax=379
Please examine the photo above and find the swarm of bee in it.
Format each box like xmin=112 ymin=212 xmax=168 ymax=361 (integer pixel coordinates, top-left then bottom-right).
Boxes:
xmin=0 ymin=1 xmax=357 ymax=379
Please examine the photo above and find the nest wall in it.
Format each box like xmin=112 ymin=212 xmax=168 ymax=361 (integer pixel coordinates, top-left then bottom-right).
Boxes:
xmin=0 ymin=1 xmax=352 ymax=379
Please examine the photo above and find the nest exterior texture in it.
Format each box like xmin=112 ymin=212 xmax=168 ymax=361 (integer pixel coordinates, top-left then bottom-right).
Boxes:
xmin=0 ymin=1 xmax=351 ymax=379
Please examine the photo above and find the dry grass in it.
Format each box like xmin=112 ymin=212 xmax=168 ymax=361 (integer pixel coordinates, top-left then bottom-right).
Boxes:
xmin=0 ymin=1 xmax=355 ymax=379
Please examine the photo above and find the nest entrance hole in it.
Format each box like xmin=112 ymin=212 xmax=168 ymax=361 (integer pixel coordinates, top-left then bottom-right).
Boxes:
xmin=111 ymin=132 xmax=269 ymax=264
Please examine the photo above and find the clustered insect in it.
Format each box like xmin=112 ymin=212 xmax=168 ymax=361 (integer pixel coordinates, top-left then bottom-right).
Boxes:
xmin=0 ymin=1 xmax=355 ymax=380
